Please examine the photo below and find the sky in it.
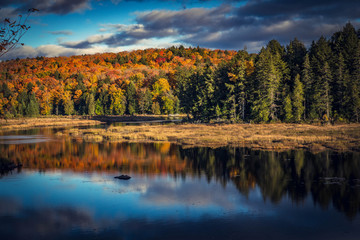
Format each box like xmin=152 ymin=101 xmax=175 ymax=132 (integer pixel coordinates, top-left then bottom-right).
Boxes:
xmin=1 ymin=0 xmax=359 ymax=60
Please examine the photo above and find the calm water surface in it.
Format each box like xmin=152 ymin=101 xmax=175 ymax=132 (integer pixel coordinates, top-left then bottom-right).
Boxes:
xmin=0 ymin=128 xmax=360 ymax=240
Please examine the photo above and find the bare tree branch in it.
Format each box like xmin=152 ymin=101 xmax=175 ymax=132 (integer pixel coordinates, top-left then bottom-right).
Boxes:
xmin=0 ymin=8 xmax=39 ymax=57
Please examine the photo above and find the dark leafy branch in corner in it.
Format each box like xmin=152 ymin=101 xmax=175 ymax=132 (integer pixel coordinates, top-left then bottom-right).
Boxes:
xmin=0 ymin=8 xmax=39 ymax=57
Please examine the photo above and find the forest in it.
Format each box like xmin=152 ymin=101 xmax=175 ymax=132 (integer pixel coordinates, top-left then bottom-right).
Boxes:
xmin=0 ymin=22 xmax=359 ymax=123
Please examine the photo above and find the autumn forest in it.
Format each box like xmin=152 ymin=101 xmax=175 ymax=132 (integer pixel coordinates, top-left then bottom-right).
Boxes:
xmin=0 ymin=23 xmax=359 ymax=123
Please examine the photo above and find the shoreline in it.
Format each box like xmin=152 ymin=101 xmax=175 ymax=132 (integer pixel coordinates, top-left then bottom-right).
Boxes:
xmin=1 ymin=116 xmax=359 ymax=152
xmin=0 ymin=115 xmax=183 ymax=132
xmin=0 ymin=116 xmax=102 ymax=132
xmin=58 ymin=122 xmax=360 ymax=152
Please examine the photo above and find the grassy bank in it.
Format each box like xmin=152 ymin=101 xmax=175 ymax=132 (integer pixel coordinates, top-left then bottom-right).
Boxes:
xmin=0 ymin=114 xmax=184 ymax=132
xmin=57 ymin=123 xmax=360 ymax=152
xmin=0 ymin=116 xmax=102 ymax=131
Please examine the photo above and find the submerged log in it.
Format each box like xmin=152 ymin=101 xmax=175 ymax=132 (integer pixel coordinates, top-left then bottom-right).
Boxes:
xmin=114 ymin=175 xmax=131 ymax=180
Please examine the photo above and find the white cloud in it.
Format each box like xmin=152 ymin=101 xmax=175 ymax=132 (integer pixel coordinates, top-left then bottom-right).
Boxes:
xmin=0 ymin=45 xmax=103 ymax=60
xmin=0 ymin=37 xmax=182 ymax=60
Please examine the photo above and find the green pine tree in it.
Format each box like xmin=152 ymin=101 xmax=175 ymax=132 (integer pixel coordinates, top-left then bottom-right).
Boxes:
xmin=301 ymin=53 xmax=312 ymax=120
xmin=125 ymin=81 xmax=137 ymax=115
xmin=285 ymin=38 xmax=307 ymax=82
xmin=86 ymin=93 xmax=95 ymax=116
xmin=25 ymin=93 xmax=40 ymax=117
xmin=292 ymin=74 xmax=305 ymax=122
xmin=252 ymin=47 xmax=283 ymax=122
xmin=308 ymin=36 xmax=332 ymax=121
xmin=348 ymin=42 xmax=360 ymax=122
xmin=64 ymin=99 xmax=75 ymax=116
xmin=284 ymin=94 xmax=293 ymax=122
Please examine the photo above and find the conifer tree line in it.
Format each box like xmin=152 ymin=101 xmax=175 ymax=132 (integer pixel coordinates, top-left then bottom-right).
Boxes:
xmin=0 ymin=23 xmax=359 ymax=123
xmin=179 ymin=23 xmax=360 ymax=123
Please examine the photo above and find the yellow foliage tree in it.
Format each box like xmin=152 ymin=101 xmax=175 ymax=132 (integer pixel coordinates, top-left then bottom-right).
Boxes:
xmin=151 ymin=78 xmax=170 ymax=100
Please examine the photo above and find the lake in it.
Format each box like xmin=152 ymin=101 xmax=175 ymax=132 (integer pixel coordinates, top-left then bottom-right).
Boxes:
xmin=0 ymin=128 xmax=360 ymax=240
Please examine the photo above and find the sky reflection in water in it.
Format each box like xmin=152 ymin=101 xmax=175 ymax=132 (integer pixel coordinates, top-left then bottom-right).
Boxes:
xmin=0 ymin=134 xmax=360 ymax=239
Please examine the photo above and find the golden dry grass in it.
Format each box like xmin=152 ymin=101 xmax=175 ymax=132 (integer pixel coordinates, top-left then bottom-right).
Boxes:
xmin=58 ymin=123 xmax=360 ymax=151
xmin=0 ymin=116 xmax=101 ymax=131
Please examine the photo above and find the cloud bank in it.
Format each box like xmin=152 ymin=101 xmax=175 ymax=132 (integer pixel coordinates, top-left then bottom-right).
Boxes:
xmin=1 ymin=0 xmax=360 ymax=59
xmin=0 ymin=0 xmax=91 ymax=15
xmin=62 ymin=0 xmax=360 ymax=53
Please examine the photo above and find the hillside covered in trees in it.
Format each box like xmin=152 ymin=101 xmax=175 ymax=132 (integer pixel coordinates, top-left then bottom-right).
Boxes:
xmin=0 ymin=23 xmax=359 ymax=123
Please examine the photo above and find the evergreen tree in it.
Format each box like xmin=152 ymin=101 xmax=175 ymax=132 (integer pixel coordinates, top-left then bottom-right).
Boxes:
xmin=138 ymin=88 xmax=152 ymax=114
xmin=285 ymin=38 xmax=307 ymax=84
xmin=284 ymin=94 xmax=293 ymax=122
xmin=292 ymin=74 xmax=305 ymax=122
xmin=252 ymin=47 xmax=282 ymax=122
xmin=161 ymin=92 xmax=175 ymax=114
xmin=152 ymin=102 xmax=161 ymax=115
xmin=224 ymin=57 xmax=247 ymax=121
xmin=17 ymin=91 xmax=28 ymax=116
xmin=86 ymin=93 xmax=95 ymax=116
xmin=175 ymin=67 xmax=194 ymax=118
xmin=311 ymin=62 xmax=332 ymax=122
xmin=252 ymin=48 xmax=271 ymax=122
xmin=332 ymin=53 xmax=349 ymax=119
xmin=301 ymin=53 xmax=312 ymax=120
xmin=267 ymin=39 xmax=285 ymax=57
xmin=202 ymin=64 xmax=216 ymax=120
xmin=308 ymin=36 xmax=332 ymax=121
xmin=348 ymin=42 xmax=360 ymax=122
xmin=64 ymin=99 xmax=74 ymax=115
xmin=1 ymin=82 xmax=11 ymax=99
xmin=173 ymin=96 xmax=180 ymax=114
xmin=215 ymin=104 xmax=222 ymax=119
xmin=331 ymin=22 xmax=359 ymax=74
xmin=125 ymin=81 xmax=137 ymax=115
xmin=192 ymin=64 xmax=216 ymax=121
xmin=25 ymin=93 xmax=39 ymax=117
xmin=95 ymin=99 xmax=104 ymax=115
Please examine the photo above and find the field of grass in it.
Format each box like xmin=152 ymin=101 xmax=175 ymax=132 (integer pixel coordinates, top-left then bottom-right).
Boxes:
xmin=57 ymin=123 xmax=360 ymax=152
xmin=0 ymin=116 xmax=101 ymax=131
xmin=0 ymin=114 xmax=184 ymax=132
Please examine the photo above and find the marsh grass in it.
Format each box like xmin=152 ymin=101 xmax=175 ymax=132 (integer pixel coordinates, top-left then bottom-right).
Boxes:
xmin=0 ymin=116 xmax=101 ymax=131
xmin=59 ymin=123 xmax=360 ymax=151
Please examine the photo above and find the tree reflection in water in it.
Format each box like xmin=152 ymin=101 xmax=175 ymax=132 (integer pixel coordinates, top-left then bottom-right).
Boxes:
xmin=0 ymin=140 xmax=359 ymax=219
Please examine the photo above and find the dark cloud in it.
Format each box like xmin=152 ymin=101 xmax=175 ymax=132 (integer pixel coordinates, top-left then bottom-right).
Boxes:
xmin=62 ymin=0 xmax=360 ymax=52
xmin=61 ymin=33 xmax=115 ymax=48
xmin=237 ymin=0 xmax=360 ymax=19
xmin=130 ymin=0 xmax=360 ymax=51
xmin=136 ymin=4 xmax=232 ymax=33
xmin=0 ymin=0 xmax=91 ymax=15
xmin=61 ymin=23 xmax=178 ymax=49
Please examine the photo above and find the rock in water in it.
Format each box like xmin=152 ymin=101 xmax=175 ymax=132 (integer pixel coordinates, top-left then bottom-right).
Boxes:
xmin=114 ymin=175 xmax=131 ymax=180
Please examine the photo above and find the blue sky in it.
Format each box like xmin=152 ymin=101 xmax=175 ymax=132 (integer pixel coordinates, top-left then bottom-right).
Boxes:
xmin=1 ymin=0 xmax=359 ymax=60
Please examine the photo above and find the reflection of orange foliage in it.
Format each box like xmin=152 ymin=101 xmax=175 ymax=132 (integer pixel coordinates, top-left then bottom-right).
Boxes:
xmin=159 ymin=142 xmax=171 ymax=154
xmin=0 ymin=140 xmax=186 ymax=176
